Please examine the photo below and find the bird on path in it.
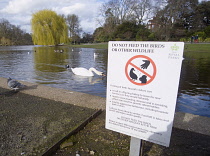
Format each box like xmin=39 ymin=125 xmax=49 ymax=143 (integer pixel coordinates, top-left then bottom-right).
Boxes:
xmin=7 ymin=77 xmax=26 ymax=91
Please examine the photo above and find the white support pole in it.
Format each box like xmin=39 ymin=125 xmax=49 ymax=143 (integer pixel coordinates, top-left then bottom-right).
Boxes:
xmin=129 ymin=137 xmax=142 ymax=156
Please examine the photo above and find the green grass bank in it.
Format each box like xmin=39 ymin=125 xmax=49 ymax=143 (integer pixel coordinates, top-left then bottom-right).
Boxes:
xmin=69 ymin=42 xmax=210 ymax=53
xmin=70 ymin=43 xmax=108 ymax=49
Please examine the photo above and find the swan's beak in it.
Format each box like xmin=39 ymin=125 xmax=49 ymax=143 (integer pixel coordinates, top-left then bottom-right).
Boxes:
xmin=102 ymin=73 xmax=106 ymax=76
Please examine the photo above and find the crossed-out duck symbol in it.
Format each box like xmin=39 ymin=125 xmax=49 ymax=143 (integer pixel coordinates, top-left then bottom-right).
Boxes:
xmin=129 ymin=60 xmax=150 ymax=84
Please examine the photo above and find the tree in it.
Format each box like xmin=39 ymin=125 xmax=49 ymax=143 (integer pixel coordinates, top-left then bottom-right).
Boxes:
xmin=81 ymin=32 xmax=93 ymax=43
xmin=31 ymin=9 xmax=68 ymax=45
xmin=204 ymin=26 xmax=210 ymax=37
xmin=136 ymin=25 xmax=151 ymax=41
xmin=99 ymin=8 xmax=118 ymax=40
xmin=114 ymin=21 xmax=139 ymax=40
xmin=133 ymin=0 xmax=153 ymax=24
xmin=113 ymin=21 xmax=151 ymax=41
xmin=100 ymin=0 xmax=152 ymax=25
xmin=153 ymin=0 xmax=199 ymax=40
xmin=0 ymin=18 xmax=32 ymax=45
xmin=93 ymin=27 xmax=109 ymax=42
xmin=66 ymin=14 xmax=81 ymax=37
xmin=196 ymin=1 xmax=210 ymax=27
xmin=100 ymin=0 xmax=135 ymax=25
xmin=65 ymin=14 xmax=82 ymax=44
xmin=97 ymin=0 xmax=153 ymax=41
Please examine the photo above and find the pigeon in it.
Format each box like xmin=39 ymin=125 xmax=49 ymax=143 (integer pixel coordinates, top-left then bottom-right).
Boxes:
xmin=7 ymin=77 xmax=26 ymax=91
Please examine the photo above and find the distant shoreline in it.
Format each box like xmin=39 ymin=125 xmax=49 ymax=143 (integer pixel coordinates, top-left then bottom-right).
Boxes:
xmin=1 ymin=42 xmax=210 ymax=52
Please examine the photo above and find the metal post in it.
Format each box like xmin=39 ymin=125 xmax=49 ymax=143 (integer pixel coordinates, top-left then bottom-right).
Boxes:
xmin=129 ymin=137 xmax=142 ymax=156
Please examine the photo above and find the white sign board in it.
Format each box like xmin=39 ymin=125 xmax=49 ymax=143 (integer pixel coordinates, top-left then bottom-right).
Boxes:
xmin=106 ymin=41 xmax=184 ymax=147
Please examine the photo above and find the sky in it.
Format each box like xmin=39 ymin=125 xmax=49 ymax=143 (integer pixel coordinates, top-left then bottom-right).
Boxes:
xmin=0 ymin=0 xmax=206 ymax=34
xmin=0 ymin=0 xmax=107 ymax=34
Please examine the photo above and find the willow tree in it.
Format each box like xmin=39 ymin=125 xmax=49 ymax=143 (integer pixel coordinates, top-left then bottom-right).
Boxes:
xmin=31 ymin=9 xmax=68 ymax=45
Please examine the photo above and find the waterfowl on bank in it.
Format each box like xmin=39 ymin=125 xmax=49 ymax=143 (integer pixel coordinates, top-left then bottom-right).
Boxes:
xmin=7 ymin=77 xmax=26 ymax=91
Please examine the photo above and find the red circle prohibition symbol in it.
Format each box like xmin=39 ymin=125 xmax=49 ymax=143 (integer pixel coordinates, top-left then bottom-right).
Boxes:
xmin=125 ymin=55 xmax=157 ymax=85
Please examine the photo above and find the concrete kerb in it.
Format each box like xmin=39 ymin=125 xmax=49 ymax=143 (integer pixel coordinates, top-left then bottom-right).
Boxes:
xmin=0 ymin=77 xmax=106 ymax=110
xmin=174 ymin=112 xmax=210 ymax=136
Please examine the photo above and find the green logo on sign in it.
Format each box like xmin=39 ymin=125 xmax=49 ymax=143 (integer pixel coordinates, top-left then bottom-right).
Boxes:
xmin=171 ymin=44 xmax=179 ymax=52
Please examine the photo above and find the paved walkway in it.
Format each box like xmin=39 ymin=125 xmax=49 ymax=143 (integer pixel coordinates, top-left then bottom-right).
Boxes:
xmin=0 ymin=77 xmax=103 ymax=156
xmin=1 ymin=77 xmax=210 ymax=155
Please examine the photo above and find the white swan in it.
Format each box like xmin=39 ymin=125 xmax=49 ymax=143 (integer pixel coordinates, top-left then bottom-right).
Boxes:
xmin=65 ymin=65 xmax=105 ymax=77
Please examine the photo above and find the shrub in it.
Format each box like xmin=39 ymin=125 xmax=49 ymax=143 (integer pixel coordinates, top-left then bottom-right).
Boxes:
xmin=193 ymin=32 xmax=206 ymax=42
xmin=204 ymin=38 xmax=210 ymax=42
xmin=180 ymin=38 xmax=190 ymax=42
xmin=204 ymin=26 xmax=210 ymax=37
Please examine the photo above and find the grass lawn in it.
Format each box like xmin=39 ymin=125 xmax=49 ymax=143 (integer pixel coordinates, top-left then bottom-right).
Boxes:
xmin=184 ymin=43 xmax=210 ymax=52
xmin=69 ymin=43 xmax=108 ymax=49
xmin=68 ymin=42 xmax=210 ymax=53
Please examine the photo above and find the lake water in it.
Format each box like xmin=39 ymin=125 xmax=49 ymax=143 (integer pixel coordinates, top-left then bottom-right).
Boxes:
xmin=0 ymin=45 xmax=209 ymax=117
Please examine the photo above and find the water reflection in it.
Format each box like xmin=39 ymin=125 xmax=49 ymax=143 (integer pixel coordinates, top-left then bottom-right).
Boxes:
xmin=0 ymin=45 xmax=209 ymax=117
xmin=34 ymin=46 xmax=69 ymax=72
xmin=32 ymin=46 xmax=108 ymax=97
xmin=177 ymin=51 xmax=210 ymax=117
xmin=71 ymin=75 xmax=104 ymax=84
xmin=0 ymin=46 xmax=36 ymax=82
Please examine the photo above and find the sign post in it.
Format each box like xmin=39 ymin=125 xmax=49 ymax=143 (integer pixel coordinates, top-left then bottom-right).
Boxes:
xmin=129 ymin=137 xmax=142 ymax=156
xmin=106 ymin=41 xmax=184 ymax=153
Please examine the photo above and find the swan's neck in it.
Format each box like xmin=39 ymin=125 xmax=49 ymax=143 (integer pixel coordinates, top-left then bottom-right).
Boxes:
xmin=89 ymin=68 xmax=102 ymax=75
